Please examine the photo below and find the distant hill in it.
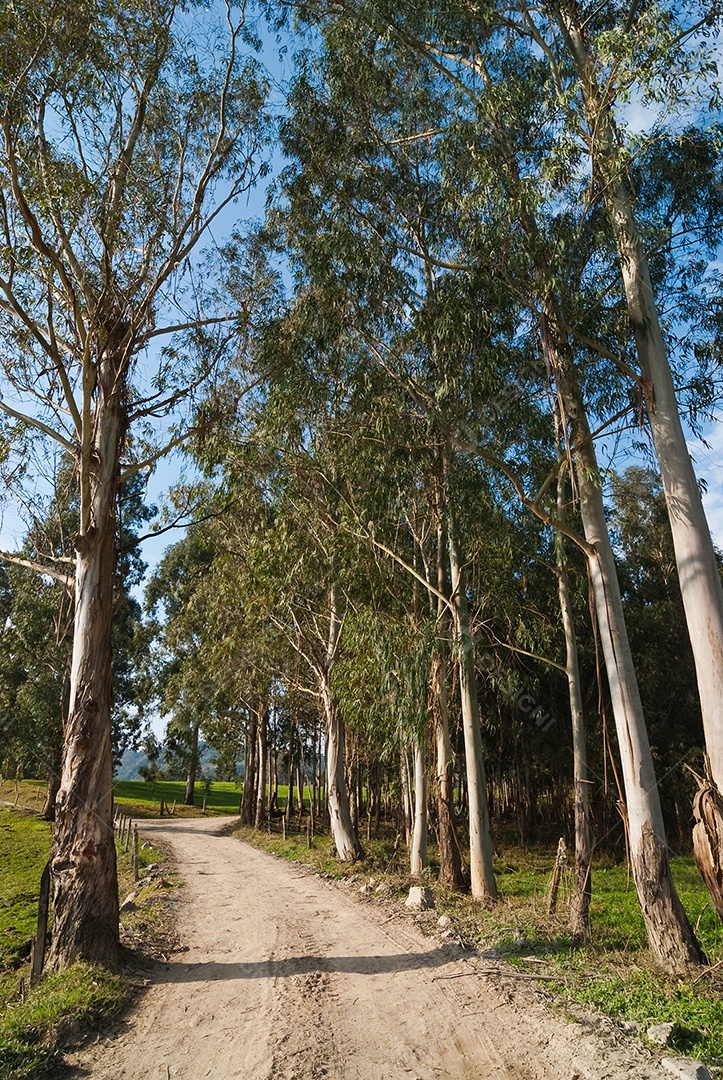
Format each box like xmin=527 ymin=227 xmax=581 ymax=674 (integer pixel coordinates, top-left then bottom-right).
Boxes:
xmin=114 ymin=743 xmax=219 ymax=781
xmin=115 ymin=747 xmax=149 ymax=781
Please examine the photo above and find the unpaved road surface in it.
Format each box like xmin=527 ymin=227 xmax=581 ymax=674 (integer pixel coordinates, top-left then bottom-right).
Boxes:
xmin=66 ymin=817 xmax=667 ymax=1080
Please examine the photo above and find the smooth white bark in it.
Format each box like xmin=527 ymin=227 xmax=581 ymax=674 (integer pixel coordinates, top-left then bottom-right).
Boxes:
xmin=410 ymin=740 xmax=428 ymax=877
xmin=559 ymin=0 xmax=723 ymax=797
xmin=448 ymin=522 xmax=497 ymax=902
xmin=551 ymin=332 xmax=702 ymax=969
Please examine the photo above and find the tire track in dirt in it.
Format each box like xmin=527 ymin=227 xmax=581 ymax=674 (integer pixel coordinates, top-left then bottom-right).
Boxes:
xmin=64 ymin=817 xmax=666 ymax=1080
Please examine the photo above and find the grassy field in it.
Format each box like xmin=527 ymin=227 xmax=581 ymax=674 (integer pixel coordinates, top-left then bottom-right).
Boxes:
xmin=111 ymin=778 xmax=316 ymax=818
xmin=2 ymin=777 xmax=308 ymax=819
xmin=112 ymin=778 xmax=241 ymax=817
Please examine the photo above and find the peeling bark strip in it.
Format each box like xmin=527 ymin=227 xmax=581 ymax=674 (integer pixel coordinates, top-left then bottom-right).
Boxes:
xmin=49 ymin=363 xmax=123 ymax=968
xmin=692 ymin=781 xmax=723 ymax=922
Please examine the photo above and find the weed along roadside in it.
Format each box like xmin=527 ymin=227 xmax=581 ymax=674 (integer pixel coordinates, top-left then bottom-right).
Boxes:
xmin=0 ymin=785 xmax=181 ymax=1080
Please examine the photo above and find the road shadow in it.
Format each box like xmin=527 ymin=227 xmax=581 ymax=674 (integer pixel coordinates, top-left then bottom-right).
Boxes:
xmin=151 ymin=948 xmax=454 ymax=982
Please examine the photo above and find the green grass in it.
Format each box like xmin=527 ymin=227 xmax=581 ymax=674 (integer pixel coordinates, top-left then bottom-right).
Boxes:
xmin=0 ymin=806 xmax=129 ymax=1079
xmin=0 ymin=962 xmax=128 ymax=1080
xmin=0 ymin=811 xmax=52 ymax=972
xmin=0 ymin=800 xmax=177 ymax=1079
xmin=111 ymin=779 xmax=318 ymax=818
xmin=111 ymin=778 xmax=241 ymax=817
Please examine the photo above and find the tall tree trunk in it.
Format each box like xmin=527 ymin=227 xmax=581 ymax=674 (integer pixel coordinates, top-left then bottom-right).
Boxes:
xmin=549 ymin=323 xmax=703 ymax=971
xmin=431 ymin=650 xmax=466 ymax=889
xmin=242 ymin=709 xmax=258 ymax=826
xmin=431 ymin=509 xmax=465 ymax=889
xmin=269 ymin=727 xmax=279 ymax=815
xmin=410 ymin=739 xmax=428 ymax=876
xmin=400 ymin=747 xmax=413 ymax=847
xmin=297 ymin=763 xmax=304 ymax=826
xmin=555 ymin=473 xmax=592 ymax=943
xmin=448 ymin=518 xmax=498 ymax=902
xmin=49 ymin=374 xmax=123 ymax=970
xmin=285 ymin=719 xmax=295 ymax=822
xmin=321 ymin=585 xmax=363 ymax=861
xmin=184 ymin=722 xmax=200 ymax=806
xmin=559 ymin=0 xmax=723 ymax=906
xmin=255 ymin=703 xmax=268 ymax=830
xmin=348 ymin=744 xmax=359 ymax=833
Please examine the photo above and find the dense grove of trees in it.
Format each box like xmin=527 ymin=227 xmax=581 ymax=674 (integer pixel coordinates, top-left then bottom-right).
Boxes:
xmin=2 ymin=0 xmax=723 ymax=974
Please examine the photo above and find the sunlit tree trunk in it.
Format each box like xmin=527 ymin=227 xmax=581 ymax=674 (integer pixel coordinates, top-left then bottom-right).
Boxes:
xmin=558 ymin=0 xmax=723 ymax=907
xmin=49 ymin=356 xmax=124 ymax=970
xmin=549 ymin=320 xmax=703 ymax=970
xmin=255 ymin=703 xmax=268 ymax=830
xmin=431 ymin=509 xmax=465 ymax=889
xmin=242 ymin=708 xmax=258 ymax=826
xmin=184 ymin=721 xmax=200 ymax=806
xmin=321 ymin=585 xmax=363 ymax=860
xmin=448 ymin=517 xmax=497 ymax=902
xmin=410 ymin=739 xmax=428 ymax=876
xmin=555 ymin=471 xmax=592 ymax=943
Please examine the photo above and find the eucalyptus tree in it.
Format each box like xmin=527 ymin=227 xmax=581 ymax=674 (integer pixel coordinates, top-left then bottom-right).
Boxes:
xmin=193 ymin=376 xmax=369 ymax=858
xmin=267 ymin=0 xmax=713 ymax=966
xmin=268 ymin=29 xmax=547 ymax=899
xmin=0 ymin=466 xmax=149 ymax=816
xmin=0 ymin=0 xmax=269 ymax=967
xmin=377 ymin=0 xmax=723 ymax=933
xmin=530 ymin=0 xmax=723 ymax=814
xmin=145 ymin=530 xmax=217 ymax=805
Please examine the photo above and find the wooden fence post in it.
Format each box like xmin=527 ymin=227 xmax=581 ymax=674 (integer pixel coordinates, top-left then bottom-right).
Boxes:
xmin=133 ymin=825 xmax=139 ymax=881
xmin=30 ymin=861 xmax=51 ymax=986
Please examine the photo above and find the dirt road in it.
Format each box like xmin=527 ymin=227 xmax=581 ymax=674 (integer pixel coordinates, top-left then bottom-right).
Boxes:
xmin=66 ymin=817 xmax=665 ymax=1080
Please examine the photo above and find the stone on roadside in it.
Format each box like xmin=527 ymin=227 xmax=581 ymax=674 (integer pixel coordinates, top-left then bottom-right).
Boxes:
xmin=437 ymin=914 xmax=452 ymax=929
xmin=647 ymin=1022 xmax=676 ymax=1046
xmin=620 ymin=1020 xmax=640 ymax=1034
xmin=119 ymin=892 xmax=137 ymax=913
xmin=405 ymin=886 xmax=435 ymax=911
xmin=660 ymin=1057 xmax=712 ymax=1080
